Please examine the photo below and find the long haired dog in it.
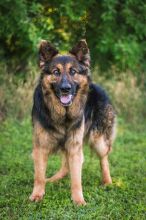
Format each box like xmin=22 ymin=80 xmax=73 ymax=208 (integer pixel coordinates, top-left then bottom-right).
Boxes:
xmin=30 ymin=40 xmax=116 ymax=205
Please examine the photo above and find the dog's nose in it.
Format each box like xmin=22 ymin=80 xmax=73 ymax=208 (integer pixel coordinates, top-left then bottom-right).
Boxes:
xmin=60 ymin=83 xmax=71 ymax=93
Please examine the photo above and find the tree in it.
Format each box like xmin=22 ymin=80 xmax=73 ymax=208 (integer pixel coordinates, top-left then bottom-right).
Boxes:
xmin=0 ymin=0 xmax=146 ymax=72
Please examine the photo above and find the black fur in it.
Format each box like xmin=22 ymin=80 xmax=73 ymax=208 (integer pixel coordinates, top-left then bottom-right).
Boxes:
xmin=32 ymin=84 xmax=56 ymax=131
xmin=32 ymin=82 xmax=112 ymax=136
xmin=85 ymin=83 xmax=111 ymax=133
xmin=32 ymin=83 xmax=82 ymax=131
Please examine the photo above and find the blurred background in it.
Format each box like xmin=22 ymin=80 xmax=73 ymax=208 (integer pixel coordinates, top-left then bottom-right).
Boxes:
xmin=0 ymin=1 xmax=146 ymax=219
xmin=0 ymin=0 xmax=146 ymax=123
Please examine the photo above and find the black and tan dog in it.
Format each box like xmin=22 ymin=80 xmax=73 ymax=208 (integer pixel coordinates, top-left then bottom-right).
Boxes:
xmin=29 ymin=40 xmax=116 ymax=205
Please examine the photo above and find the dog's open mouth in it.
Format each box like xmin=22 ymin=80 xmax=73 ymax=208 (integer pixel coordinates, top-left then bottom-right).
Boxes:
xmin=60 ymin=94 xmax=73 ymax=106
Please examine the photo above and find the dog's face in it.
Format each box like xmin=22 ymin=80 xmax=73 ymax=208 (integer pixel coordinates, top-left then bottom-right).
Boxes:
xmin=39 ymin=40 xmax=90 ymax=106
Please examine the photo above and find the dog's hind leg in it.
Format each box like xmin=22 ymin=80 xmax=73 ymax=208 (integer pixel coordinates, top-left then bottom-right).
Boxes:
xmin=89 ymin=132 xmax=112 ymax=185
xmin=100 ymin=154 xmax=112 ymax=185
xmin=46 ymin=153 xmax=69 ymax=183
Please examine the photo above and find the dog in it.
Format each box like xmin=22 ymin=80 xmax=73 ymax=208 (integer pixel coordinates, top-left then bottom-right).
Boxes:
xmin=29 ymin=39 xmax=116 ymax=205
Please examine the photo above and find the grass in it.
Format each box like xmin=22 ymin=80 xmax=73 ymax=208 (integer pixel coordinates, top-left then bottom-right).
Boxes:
xmin=0 ymin=117 xmax=146 ymax=220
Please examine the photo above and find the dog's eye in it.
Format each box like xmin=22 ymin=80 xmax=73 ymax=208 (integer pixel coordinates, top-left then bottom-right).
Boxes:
xmin=70 ymin=69 xmax=76 ymax=76
xmin=53 ymin=69 xmax=60 ymax=76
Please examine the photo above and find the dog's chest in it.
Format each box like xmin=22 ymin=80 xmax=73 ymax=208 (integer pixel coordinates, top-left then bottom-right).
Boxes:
xmin=52 ymin=122 xmax=72 ymax=150
xmin=34 ymin=114 xmax=84 ymax=151
xmin=50 ymin=117 xmax=84 ymax=151
xmin=52 ymin=125 xmax=67 ymax=150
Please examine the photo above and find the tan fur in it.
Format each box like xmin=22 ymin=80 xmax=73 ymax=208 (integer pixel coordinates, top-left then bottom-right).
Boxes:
xmin=100 ymin=155 xmax=112 ymax=185
xmin=89 ymin=132 xmax=109 ymax=157
xmin=30 ymin=84 xmax=115 ymax=204
xmin=42 ymin=75 xmax=66 ymax=122
xmin=65 ymin=118 xmax=86 ymax=205
xmin=30 ymin=41 xmax=116 ymax=205
xmin=89 ymin=132 xmax=113 ymax=184
xmin=33 ymin=120 xmax=70 ymax=154
xmin=29 ymin=147 xmax=49 ymax=201
xmin=68 ymin=75 xmax=89 ymax=119
xmin=30 ymin=117 xmax=86 ymax=204
xmin=55 ymin=63 xmax=64 ymax=72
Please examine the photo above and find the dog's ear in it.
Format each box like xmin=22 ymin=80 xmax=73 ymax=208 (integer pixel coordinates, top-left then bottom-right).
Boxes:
xmin=39 ymin=40 xmax=58 ymax=69
xmin=69 ymin=39 xmax=90 ymax=67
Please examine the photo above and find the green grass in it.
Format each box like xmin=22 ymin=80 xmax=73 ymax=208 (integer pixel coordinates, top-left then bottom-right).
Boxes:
xmin=0 ymin=117 xmax=146 ymax=220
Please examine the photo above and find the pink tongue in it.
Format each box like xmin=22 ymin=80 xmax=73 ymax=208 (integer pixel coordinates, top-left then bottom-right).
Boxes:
xmin=60 ymin=95 xmax=72 ymax=104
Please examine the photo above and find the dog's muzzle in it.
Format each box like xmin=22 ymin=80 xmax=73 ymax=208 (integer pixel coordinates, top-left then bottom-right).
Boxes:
xmin=59 ymin=81 xmax=73 ymax=106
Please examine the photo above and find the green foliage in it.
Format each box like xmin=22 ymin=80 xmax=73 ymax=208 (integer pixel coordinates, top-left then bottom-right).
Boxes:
xmin=0 ymin=0 xmax=146 ymax=71
xmin=0 ymin=118 xmax=146 ymax=219
xmin=0 ymin=1 xmax=31 ymax=62
xmin=86 ymin=0 xmax=146 ymax=71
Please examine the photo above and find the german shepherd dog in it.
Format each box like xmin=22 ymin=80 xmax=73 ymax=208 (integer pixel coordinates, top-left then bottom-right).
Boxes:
xmin=30 ymin=40 xmax=116 ymax=205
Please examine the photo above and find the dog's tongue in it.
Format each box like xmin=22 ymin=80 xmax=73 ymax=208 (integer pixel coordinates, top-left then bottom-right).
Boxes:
xmin=60 ymin=95 xmax=72 ymax=104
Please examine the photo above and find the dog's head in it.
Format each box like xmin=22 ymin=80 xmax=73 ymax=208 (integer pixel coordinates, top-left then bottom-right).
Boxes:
xmin=39 ymin=40 xmax=90 ymax=107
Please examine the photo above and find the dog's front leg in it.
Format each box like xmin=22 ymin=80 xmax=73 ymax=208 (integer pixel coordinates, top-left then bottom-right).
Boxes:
xmin=30 ymin=147 xmax=49 ymax=202
xmin=67 ymin=144 xmax=86 ymax=205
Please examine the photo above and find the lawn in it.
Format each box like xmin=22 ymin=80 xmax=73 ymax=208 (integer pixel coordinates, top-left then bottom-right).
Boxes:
xmin=0 ymin=117 xmax=146 ymax=219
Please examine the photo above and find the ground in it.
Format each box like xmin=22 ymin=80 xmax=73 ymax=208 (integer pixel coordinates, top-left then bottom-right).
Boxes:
xmin=0 ymin=117 xmax=146 ymax=220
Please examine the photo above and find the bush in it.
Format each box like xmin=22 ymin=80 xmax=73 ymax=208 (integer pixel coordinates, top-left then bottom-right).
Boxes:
xmin=0 ymin=0 xmax=146 ymax=73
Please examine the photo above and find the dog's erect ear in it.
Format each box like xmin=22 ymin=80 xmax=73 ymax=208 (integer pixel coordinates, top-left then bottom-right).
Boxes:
xmin=69 ymin=39 xmax=90 ymax=67
xmin=39 ymin=40 xmax=58 ymax=69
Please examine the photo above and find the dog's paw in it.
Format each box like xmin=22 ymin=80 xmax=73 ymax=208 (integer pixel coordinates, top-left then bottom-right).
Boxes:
xmin=72 ymin=192 xmax=86 ymax=206
xmin=29 ymin=190 xmax=45 ymax=202
xmin=102 ymin=177 xmax=112 ymax=185
xmin=74 ymin=199 xmax=87 ymax=206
